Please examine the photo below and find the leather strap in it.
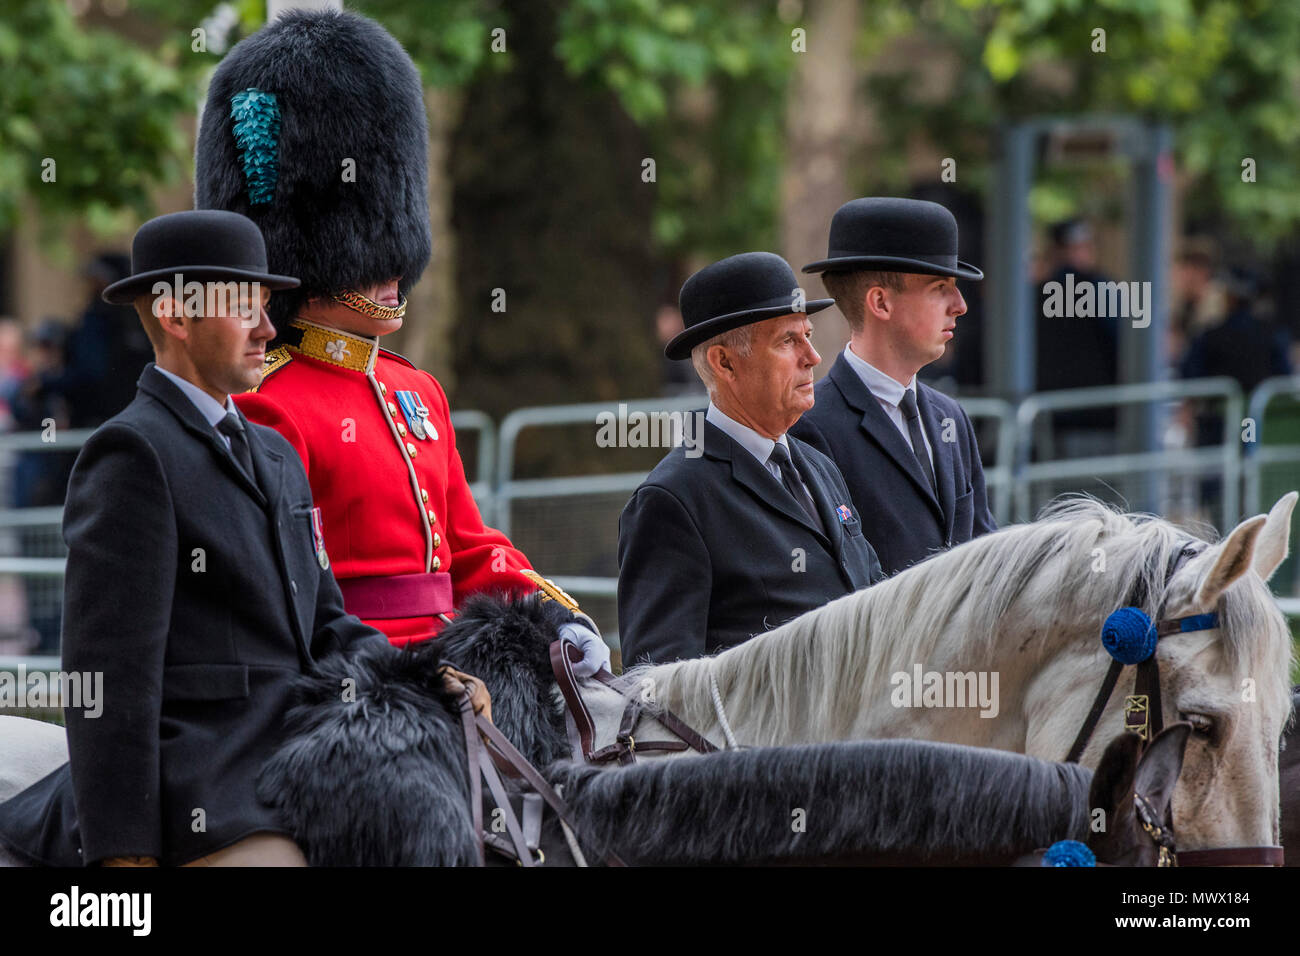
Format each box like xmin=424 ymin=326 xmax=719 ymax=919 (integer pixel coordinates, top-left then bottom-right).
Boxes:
xmin=590 ymin=740 xmax=689 ymax=761
xmin=548 ymin=639 xmax=718 ymax=770
xmin=1130 ymin=656 xmax=1164 ymax=741
xmin=338 ymin=571 xmax=454 ymax=619
xmin=590 ymin=668 xmax=720 ymax=755
xmin=1176 ymin=846 xmax=1285 ymax=867
xmin=458 ymin=697 xmax=486 ymax=866
xmin=477 ymin=743 xmax=534 ymax=866
xmin=549 ymin=639 xmax=597 ymax=758
xmin=1065 ymin=659 xmax=1123 ymax=763
xmin=614 ymin=695 xmax=643 ymax=765
xmin=475 ymin=712 xmax=627 ymax=867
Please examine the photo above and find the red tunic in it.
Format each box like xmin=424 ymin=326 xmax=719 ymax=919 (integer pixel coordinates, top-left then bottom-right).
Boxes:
xmin=235 ymin=318 xmax=536 ymax=646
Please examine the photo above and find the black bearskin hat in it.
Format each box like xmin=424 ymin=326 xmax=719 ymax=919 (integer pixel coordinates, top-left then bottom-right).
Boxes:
xmin=195 ymin=9 xmax=431 ymax=327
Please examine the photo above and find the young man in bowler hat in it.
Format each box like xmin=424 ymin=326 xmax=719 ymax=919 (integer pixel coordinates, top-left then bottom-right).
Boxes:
xmin=0 ymin=210 xmax=394 ymax=866
xmin=791 ymin=198 xmax=997 ymax=577
xmin=618 ymin=253 xmax=883 ymax=666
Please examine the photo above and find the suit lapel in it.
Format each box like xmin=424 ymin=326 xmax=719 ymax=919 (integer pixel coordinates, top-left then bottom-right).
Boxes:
xmin=244 ymin=415 xmax=283 ymax=511
xmin=704 ymin=422 xmax=830 ymax=545
xmin=917 ymin=384 xmax=957 ymax=541
xmin=828 ymin=355 xmax=944 ymax=525
xmin=138 ymin=365 xmax=268 ymax=509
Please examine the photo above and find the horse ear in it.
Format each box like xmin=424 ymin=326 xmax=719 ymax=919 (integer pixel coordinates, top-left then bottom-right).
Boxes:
xmin=1195 ymin=514 xmax=1267 ymax=610
xmin=1088 ymin=731 xmax=1142 ymax=817
xmin=1252 ymin=492 xmax=1297 ymax=584
xmin=1133 ymin=723 xmax=1192 ymax=817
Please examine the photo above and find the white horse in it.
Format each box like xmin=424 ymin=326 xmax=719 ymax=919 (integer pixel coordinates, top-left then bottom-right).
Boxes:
xmin=577 ymin=494 xmax=1298 ymax=854
xmin=1 ymin=494 xmax=1294 ymax=859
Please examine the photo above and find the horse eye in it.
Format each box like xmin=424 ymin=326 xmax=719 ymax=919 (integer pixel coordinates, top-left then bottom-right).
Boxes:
xmin=1180 ymin=712 xmax=1215 ymax=738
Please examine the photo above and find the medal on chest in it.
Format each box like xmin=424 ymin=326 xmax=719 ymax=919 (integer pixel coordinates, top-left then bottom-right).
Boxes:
xmin=311 ymin=506 xmax=330 ymax=570
xmin=396 ymin=389 xmax=436 ymax=441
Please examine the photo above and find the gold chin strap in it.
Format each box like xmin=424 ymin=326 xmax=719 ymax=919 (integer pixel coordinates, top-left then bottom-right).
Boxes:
xmin=520 ymin=569 xmax=580 ymax=612
xmin=331 ymin=288 xmax=407 ymax=321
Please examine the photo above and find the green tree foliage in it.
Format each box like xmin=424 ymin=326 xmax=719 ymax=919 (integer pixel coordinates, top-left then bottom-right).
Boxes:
xmin=356 ymin=0 xmax=513 ymax=87
xmin=861 ymin=0 xmax=1300 ymax=239
xmin=365 ymin=0 xmax=794 ymax=257
xmin=554 ymin=0 xmax=791 ymax=255
xmin=0 ymin=1 xmax=201 ymax=238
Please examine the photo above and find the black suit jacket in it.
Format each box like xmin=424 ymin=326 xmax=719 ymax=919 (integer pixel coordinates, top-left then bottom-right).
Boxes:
xmin=0 ymin=364 xmax=389 ymax=866
xmin=617 ymin=419 xmax=882 ymax=666
xmin=790 ymin=352 xmax=997 ymax=577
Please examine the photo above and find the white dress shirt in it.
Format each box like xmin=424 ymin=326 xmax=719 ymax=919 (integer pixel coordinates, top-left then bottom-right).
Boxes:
xmin=841 ymin=344 xmax=935 ymax=470
xmin=153 ymin=365 xmax=240 ymax=450
xmin=706 ymin=402 xmax=814 ymax=500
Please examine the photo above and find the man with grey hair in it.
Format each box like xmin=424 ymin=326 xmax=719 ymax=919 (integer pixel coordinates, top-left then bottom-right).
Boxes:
xmin=618 ymin=252 xmax=883 ymax=665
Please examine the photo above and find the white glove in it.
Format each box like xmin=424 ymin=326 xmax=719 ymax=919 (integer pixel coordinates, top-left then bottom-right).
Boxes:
xmin=558 ymin=618 xmax=611 ymax=678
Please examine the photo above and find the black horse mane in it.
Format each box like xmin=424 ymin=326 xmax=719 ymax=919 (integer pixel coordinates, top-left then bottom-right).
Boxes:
xmin=258 ymin=595 xmax=1094 ymax=866
xmin=556 ymin=739 xmax=1091 ymax=865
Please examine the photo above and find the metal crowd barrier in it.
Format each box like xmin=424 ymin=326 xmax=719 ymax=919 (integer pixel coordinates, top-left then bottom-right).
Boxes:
xmin=1013 ymin=377 xmax=1244 ymax=527
xmin=0 ymin=377 xmax=1297 ymax=674
xmin=449 ymin=410 xmax=496 ymax=512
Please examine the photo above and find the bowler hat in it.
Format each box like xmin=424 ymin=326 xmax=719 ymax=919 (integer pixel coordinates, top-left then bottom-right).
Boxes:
xmin=102 ymin=210 xmax=300 ymax=305
xmin=666 ymin=252 xmax=834 ymax=360
xmin=802 ymin=197 xmax=983 ymax=280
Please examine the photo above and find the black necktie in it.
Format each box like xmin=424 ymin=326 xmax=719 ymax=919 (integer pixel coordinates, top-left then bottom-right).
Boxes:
xmin=217 ymin=411 xmax=256 ymax=485
xmin=898 ymin=390 xmax=937 ymax=495
xmin=768 ymin=442 xmax=824 ymax=534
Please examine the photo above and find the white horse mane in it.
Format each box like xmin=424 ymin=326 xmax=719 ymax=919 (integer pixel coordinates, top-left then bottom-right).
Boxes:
xmin=636 ymin=496 xmax=1294 ymax=747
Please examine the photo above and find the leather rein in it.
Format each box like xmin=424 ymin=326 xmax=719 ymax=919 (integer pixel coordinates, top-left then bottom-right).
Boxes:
xmin=453 ymin=680 xmax=626 ymax=867
xmin=1065 ymin=542 xmax=1284 ymax=867
xmin=549 ymin=640 xmax=719 ymax=765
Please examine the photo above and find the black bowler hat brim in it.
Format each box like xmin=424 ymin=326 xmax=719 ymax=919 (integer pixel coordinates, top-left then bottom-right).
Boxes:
xmin=102 ymin=266 xmax=301 ymax=305
xmin=665 ymin=298 xmax=835 ymax=361
xmin=801 ymin=254 xmax=984 ymax=281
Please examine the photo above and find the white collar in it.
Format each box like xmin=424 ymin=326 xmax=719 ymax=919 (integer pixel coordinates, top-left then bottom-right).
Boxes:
xmin=843 ymin=343 xmax=917 ymax=409
xmin=706 ymin=402 xmax=789 ymax=467
xmin=153 ymin=364 xmax=238 ymax=429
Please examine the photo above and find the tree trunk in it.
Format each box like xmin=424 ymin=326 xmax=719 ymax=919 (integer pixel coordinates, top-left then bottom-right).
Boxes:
xmin=780 ymin=0 xmax=860 ymax=377
xmin=389 ymin=86 xmax=464 ymax=390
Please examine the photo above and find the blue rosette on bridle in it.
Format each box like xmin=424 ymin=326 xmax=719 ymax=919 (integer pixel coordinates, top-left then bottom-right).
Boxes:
xmin=1042 ymin=840 xmax=1096 ymax=867
xmin=1101 ymin=606 xmax=1157 ymax=665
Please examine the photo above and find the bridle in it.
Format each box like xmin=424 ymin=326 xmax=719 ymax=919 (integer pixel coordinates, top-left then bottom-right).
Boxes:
xmin=451 ymin=679 xmax=627 ymax=867
xmin=550 ymin=640 xmax=719 ymax=765
xmin=1132 ymin=790 xmax=1178 ymax=868
xmin=1065 ymin=540 xmax=1285 ymax=866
